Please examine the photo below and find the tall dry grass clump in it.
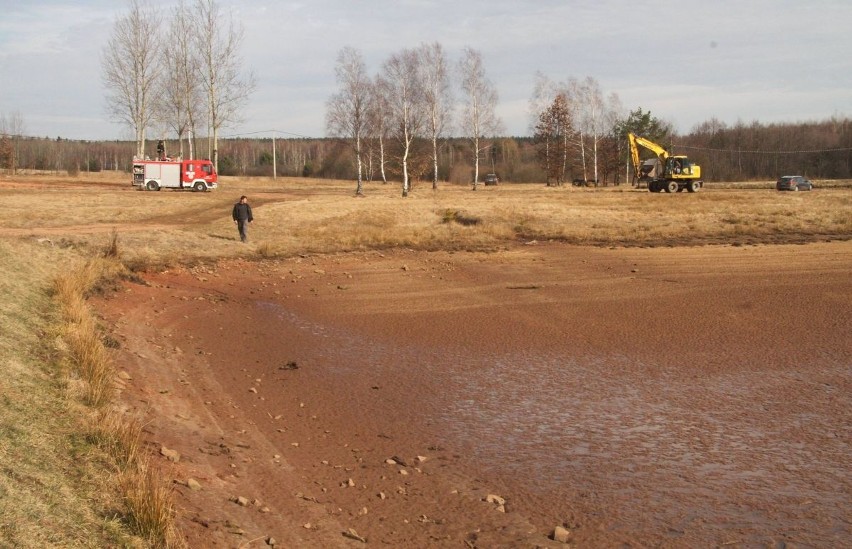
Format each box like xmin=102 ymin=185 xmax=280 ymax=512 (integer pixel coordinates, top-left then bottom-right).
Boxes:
xmin=53 ymin=257 xmax=123 ymax=406
xmin=120 ymin=459 xmax=184 ymax=549
xmin=51 ymin=242 xmax=183 ymax=548
xmin=64 ymin=314 xmax=113 ymax=406
xmin=89 ymin=409 xmax=144 ymax=468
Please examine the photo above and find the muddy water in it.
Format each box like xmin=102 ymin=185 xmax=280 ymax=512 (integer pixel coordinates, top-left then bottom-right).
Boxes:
xmin=255 ymin=298 xmax=850 ymax=547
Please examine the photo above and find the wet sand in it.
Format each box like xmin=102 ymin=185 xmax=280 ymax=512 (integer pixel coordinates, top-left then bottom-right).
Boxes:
xmin=96 ymin=241 xmax=852 ymax=547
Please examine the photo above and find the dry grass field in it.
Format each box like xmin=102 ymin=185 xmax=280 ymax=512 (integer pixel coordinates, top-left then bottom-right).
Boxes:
xmin=0 ymin=170 xmax=850 ymax=547
xmin=2 ymin=171 xmax=850 ymax=257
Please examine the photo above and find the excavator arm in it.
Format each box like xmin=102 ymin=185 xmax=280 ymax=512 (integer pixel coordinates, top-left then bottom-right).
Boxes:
xmin=628 ymin=132 xmax=670 ymax=176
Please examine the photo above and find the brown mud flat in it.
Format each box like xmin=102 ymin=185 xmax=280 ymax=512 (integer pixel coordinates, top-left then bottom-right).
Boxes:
xmin=95 ymin=242 xmax=852 ymax=548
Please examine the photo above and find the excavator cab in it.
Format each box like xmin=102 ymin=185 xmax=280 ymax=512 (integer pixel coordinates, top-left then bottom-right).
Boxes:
xmin=664 ymin=156 xmax=700 ymax=179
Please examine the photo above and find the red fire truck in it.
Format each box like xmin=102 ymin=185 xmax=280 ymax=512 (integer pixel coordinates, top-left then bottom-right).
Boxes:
xmin=132 ymin=158 xmax=218 ymax=192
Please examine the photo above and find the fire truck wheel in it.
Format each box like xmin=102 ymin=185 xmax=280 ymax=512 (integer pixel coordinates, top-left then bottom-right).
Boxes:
xmin=146 ymin=180 xmax=159 ymax=191
xmin=193 ymin=181 xmax=206 ymax=192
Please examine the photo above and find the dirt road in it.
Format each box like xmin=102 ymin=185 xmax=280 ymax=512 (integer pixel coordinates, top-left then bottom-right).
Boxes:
xmin=95 ymin=241 xmax=851 ymax=548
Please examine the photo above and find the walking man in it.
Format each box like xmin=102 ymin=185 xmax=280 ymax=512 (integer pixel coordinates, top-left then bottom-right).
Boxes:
xmin=232 ymin=195 xmax=253 ymax=242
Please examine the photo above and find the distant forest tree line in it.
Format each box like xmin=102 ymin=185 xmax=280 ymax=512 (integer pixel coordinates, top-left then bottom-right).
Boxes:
xmin=1 ymin=115 xmax=851 ymax=183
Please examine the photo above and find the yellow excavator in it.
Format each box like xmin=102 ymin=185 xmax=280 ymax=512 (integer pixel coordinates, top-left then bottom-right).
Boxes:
xmin=628 ymin=133 xmax=703 ymax=193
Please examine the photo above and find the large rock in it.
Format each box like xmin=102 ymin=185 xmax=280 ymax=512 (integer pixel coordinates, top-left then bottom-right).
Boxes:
xmin=551 ymin=525 xmax=571 ymax=543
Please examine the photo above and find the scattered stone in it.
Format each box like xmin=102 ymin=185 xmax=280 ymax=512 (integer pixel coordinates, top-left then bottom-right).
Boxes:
xmin=249 ymin=387 xmax=258 ymax=393
xmin=160 ymin=446 xmax=180 ymax=463
xmin=378 ymin=492 xmax=387 ymax=500
xmin=399 ymin=469 xmax=409 ymax=476
xmin=358 ymin=506 xmax=368 ymax=516
xmin=415 ymin=455 xmax=428 ymax=464
xmin=266 ymin=536 xmax=276 ymax=547
xmin=552 ymin=526 xmax=571 ymax=543
xmin=118 ymin=371 xmax=132 ymax=381
xmin=234 ymin=496 xmax=249 ymax=507
xmin=342 ymin=528 xmax=367 ymax=543
xmin=291 ymin=442 xmax=300 ymax=447
xmin=344 ymin=478 xmax=355 ymax=487
xmin=260 ymin=506 xmax=271 ymax=513
xmin=485 ymin=494 xmax=506 ymax=512
xmin=280 ymin=361 xmax=299 ymax=370
xmin=303 ymin=523 xmax=312 ymax=529
xmin=186 ymin=478 xmax=202 ymax=491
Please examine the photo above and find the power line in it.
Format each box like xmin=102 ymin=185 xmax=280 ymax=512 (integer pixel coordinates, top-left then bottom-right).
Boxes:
xmin=676 ymin=144 xmax=852 ymax=155
xmin=220 ymin=129 xmax=316 ymax=139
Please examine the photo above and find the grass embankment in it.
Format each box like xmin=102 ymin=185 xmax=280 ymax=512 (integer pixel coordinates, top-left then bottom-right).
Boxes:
xmin=0 ymin=171 xmax=850 ymax=546
xmin=0 ymin=236 xmax=182 ymax=547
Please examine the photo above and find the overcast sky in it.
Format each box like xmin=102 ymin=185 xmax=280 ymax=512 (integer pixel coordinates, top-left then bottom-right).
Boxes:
xmin=1 ymin=0 xmax=850 ymax=141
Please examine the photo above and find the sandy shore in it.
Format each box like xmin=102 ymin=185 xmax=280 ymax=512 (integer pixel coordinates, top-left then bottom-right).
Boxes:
xmin=95 ymin=241 xmax=852 ymax=548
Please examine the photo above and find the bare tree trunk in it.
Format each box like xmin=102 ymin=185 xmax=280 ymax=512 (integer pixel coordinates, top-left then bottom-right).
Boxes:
xmin=458 ymin=48 xmax=502 ymax=191
xmin=102 ymin=0 xmax=161 ymax=159
xmin=421 ymin=42 xmax=451 ymax=191
xmin=326 ymin=47 xmax=370 ymax=196
xmin=194 ymin=0 xmax=254 ymax=173
xmin=379 ymin=48 xmax=426 ymax=198
xmin=431 ymin=136 xmax=439 ymax=190
xmin=379 ymin=135 xmax=387 ymax=183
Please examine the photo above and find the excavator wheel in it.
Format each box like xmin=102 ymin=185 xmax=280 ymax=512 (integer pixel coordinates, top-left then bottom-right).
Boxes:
xmin=687 ymin=181 xmax=701 ymax=193
xmin=664 ymin=181 xmax=678 ymax=193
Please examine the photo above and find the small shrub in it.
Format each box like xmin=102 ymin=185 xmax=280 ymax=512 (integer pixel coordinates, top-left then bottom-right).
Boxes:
xmin=103 ymin=230 xmax=120 ymax=259
xmin=441 ymin=209 xmax=481 ymax=226
xmin=255 ymin=241 xmax=278 ymax=258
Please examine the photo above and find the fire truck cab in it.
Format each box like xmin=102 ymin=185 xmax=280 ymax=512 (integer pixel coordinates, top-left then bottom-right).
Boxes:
xmin=132 ymin=158 xmax=218 ymax=192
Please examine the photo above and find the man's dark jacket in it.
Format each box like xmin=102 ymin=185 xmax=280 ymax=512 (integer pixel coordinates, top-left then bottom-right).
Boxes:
xmin=232 ymin=202 xmax=253 ymax=222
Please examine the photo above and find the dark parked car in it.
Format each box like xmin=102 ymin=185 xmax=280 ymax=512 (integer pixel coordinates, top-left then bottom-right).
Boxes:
xmin=483 ymin=173 xmax=499 ymax=186
xmin=776 ymin=175 xmax=813 ymax=191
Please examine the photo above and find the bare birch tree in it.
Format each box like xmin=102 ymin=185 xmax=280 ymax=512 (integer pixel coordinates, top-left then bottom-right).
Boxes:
xmin=570 ymin=76 xmax=622 ymax=184
xmin=420 ymin=42 xmax=452 ymax=190
xmin=366 ymin=74 xmax=390 ymax=184
xmin=159 ymin=0 xmax=204 ymax=159
xmin=458 ymin=47 xmax=502 ymax=190
xmin=326 ymin=47 xmax=372 ymax=196
xmin=528 ymin=71 xmax=558 ymax=134
xmin=101 ymin=0 xmax=162 ymax=158
xmin=194 ymin=0 xmax=255 ymax=171
xmin=379 ymin=48 xmax=426 ymax=197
